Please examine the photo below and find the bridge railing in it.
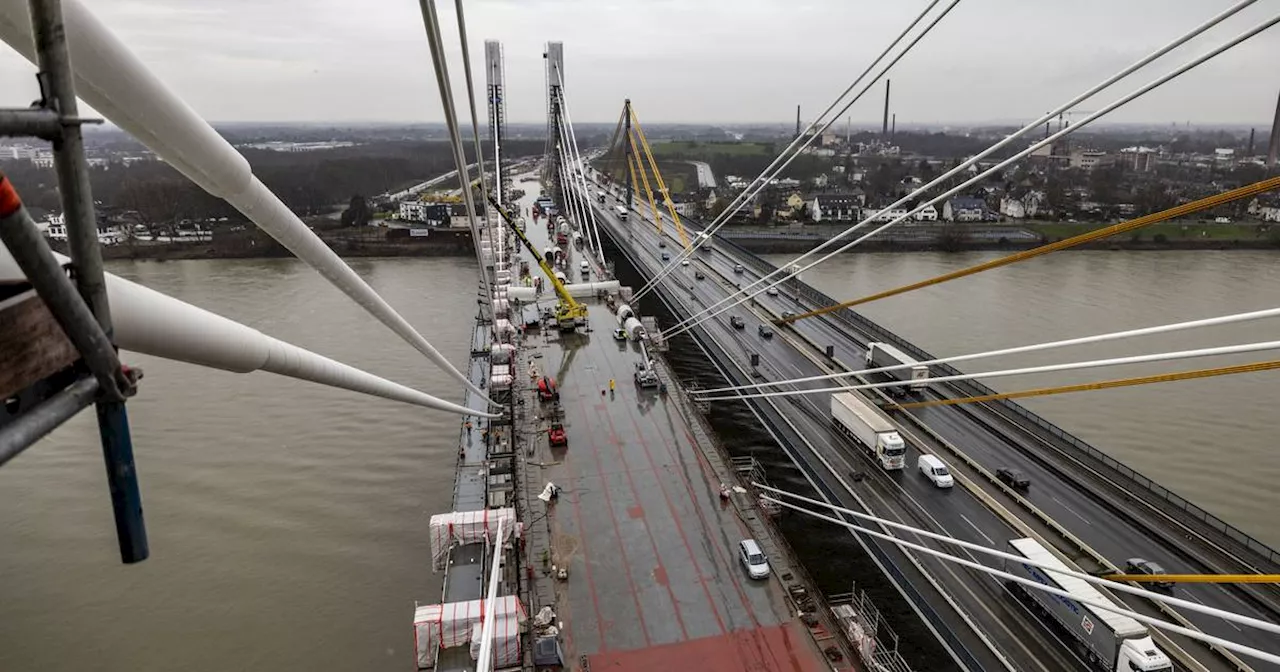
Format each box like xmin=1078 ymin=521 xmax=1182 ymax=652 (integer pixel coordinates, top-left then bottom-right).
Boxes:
xmin=703 ymin=226 xmax=1280 ymax=567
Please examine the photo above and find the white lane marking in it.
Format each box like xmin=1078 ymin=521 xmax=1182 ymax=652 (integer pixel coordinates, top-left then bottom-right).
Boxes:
xmin=1050 ymin=495 xmax=1092 ymax=525
xmin=1183 ymin=592 xmax=1243 ymax=630
xmin=961 ymin=514 xmax=996 ymax=545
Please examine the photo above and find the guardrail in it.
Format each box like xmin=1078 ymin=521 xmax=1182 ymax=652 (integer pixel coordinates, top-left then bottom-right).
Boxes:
xmin=699 ymin=223 xmax=1280 ymax=568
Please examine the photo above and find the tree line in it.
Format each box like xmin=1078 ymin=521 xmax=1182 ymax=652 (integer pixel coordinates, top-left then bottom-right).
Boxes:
xmin=1 ymin=139 xmax=545 ymax=227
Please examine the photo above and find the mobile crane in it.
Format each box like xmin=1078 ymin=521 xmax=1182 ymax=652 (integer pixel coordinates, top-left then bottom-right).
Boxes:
xmin=489 ymin=196 xmax=588 ymax=332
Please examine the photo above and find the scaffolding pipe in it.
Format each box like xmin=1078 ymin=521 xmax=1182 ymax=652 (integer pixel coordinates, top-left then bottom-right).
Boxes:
xmin=475 ymin=517 xmax=505 ymax=671
xmin=0 ymin=0 xmax=489 ymax=403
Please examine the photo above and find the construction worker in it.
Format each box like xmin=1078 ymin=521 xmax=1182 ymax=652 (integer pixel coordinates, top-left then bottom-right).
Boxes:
xmin=609 ymin=378 xmax=616 ymax=392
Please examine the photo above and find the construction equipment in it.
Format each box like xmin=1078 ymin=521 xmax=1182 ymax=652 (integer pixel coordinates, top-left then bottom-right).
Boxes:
xmin=490 ymin=196 xmax=588 ymax=332
xmin=536 ymin=376 xmax=559 ymax=401
xmin=547 ymin=423 xmax=568 ymax=447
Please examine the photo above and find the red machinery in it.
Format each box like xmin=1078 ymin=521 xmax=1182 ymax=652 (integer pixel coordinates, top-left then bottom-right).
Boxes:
xmin=548 ymin=423 xmax=567 ymax=447
xmin=537 ymin=376 xmax=558 ymax=401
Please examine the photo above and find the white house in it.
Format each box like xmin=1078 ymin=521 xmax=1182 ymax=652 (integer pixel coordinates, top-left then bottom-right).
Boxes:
xmin=399 ymin=200 xmax=429 ymax=222
xmin=999 ymin=191 xmax=1045 ymax=219
xmin=809 ymin=194 xmax=861 ymax=223
xmin=1247 ymin=198 xmax=1280 ymax=222
xmin=943 ymin=197 xmax=986 ymax=222
xmin=913 ymin=204 xmax=938 ymax=222
xmin=868 ymin=207 xmax=911 ymax=223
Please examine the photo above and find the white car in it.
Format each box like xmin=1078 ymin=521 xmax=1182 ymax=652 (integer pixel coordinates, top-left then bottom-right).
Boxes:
xmin=681 ymin=260 xmax=690 ymax=267
xmin=766 ymin=287 xmax=779 ymax=296
xmin=738 ymin=539 xmax=770 ymax=579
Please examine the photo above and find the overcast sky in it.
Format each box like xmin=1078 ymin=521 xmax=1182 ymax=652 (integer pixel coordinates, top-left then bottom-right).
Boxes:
xmin=1 ymin=0 xmax=1278 ymax=127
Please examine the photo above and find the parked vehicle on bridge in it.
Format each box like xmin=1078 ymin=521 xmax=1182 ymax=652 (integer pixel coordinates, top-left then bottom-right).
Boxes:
xmin=613 ymin=205 xmax=628 ymax=220
xmin=757 ymin=324 xmax=773 ymax=339
xmin=730 ymin=316 xmax=745 ymax=330
xmin=1124 ymin=558 xmax=1174 ymax=590
xmin=1004 ymin=538 xmax=1172 ymax=672
xmin=733 ymin=264 xmax=745 ymax=274
xmin=997 ymin=467 xmax=1030 ymax=490
xmin=681 ymin=259 xmax=689 ymax=266
xmin=738 ymin=539 xmax=770 ymax=579
xmin=661 ymin=251 xmax=670 ymax=261
xmin=865 ymin=342 xmax=930 ymax=396
xmin=766 ymin=286 xmax=779 ymax=296
xmin=658 ymin=239 xmax=666 ymax=248
xmin=830 ymin=392 xmax=906 ymax=470
xmin=917 ymin=454 xmax=954 ymax=488
xmin=695 ymin=270 xmax=706 ymax=280
xmin=597 ymin=191 xmax=606 ymax=203
xmin=580 ymin=260 xmax=590 ymax=279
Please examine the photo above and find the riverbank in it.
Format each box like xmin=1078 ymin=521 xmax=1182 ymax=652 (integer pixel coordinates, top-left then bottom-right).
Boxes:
xmin=720 ymin=220 xmax=1280 ymax=254
xmin=62 ymin=226 xmax=478 ymax=261
xmin=67 ymin=221 xmax=1280 ymax=261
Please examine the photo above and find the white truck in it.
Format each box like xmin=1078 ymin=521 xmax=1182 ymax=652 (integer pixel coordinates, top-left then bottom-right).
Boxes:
xmin=1004 ymin=538 xmax=1172 ymax=672
xmin=865 ymin=342 xmax=930 ymax=397
xmin=831 ymin=392 xmax=906 ymax=470
xmin=613 ymin=205 xmax=628 ymax=220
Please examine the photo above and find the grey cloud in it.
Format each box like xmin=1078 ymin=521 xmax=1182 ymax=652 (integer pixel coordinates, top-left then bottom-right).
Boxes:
xmin=0 ymin=0 xmax=1276 ymax=125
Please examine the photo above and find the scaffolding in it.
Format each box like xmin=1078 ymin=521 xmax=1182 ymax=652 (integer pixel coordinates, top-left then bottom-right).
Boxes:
xmin=0 ymin=0 xmax=147 ymax=563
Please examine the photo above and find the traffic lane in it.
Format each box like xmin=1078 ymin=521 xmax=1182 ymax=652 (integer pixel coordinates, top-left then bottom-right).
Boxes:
xmin=918 ymin=400 xmax=1280 ymax=667
xmin=604 ymin=210 xmax=1079 ymax=672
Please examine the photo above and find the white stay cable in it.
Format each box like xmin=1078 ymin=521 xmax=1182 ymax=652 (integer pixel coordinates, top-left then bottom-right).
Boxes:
xmin=694 ymin=306 xmax=1280 ymax=395
xmin=660 ymin=0 xmax=1263 ymax=339
xmin=763 ymin=493 xmax=1280 ymax=666
xmin=631 ymin=0 xmax=954 ymax=300
xmin=758 ymin=484 xmax=1280 ymax=637
xmin=554 ymin=66 xmax=606 ymax=261
xmin=555 ymin=90 xmax=601 ymax=262
xmin=697 ymin=340 xmax=1280 ymax=402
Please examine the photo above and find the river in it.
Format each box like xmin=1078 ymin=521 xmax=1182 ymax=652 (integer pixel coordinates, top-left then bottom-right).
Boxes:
xmin=0 ymin=250 xmax=1275 ymax=671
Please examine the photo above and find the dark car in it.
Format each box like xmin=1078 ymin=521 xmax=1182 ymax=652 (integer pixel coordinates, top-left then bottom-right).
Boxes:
xmin=758 ymin=324 xmax=774 ymax=338
xmin=996 ymin=467 xmax=1030 ymax=490
xmin=658 ymin=240 xmax=666 ymax=248
xmin=730 ymin=316 xmax=745 ymax=329
xmin=1125 ymin=558 xmax=1173 ymax=590
xmin=780 ymin=311 xmax=796 ymax=322
xmin=695 ymin=270 xmax=706 ymax=280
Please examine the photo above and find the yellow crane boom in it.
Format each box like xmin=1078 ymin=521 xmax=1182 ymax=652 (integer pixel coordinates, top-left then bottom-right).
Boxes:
xmin=488 ymin=197 xmax=586 ymax=329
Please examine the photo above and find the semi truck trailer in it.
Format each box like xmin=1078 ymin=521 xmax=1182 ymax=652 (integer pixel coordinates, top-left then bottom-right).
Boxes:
xmin=865 ymin=342 xmax=930 ymax=396
xmin=831 ymin=392 xmax=906 ymax=470
xmin=1004 ymin=538 xmax=1172 ymax=672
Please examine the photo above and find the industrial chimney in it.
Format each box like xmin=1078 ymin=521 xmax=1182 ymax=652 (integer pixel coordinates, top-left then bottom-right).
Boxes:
xmin=882 ymin=79 xmax=891 ymax=137
xmin=1268 ymin=88 xmax=1280 ymax=167
xmin=795 ymin=105 xmax=801 ymax=139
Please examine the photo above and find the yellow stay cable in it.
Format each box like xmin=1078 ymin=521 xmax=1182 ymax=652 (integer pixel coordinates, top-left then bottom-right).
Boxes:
xmin=780 ymin=176 xmax=1280 ymax=325
xmin=627 ymin=133 xmax=663 ymax=236
xmin=629 ymin=108 xmax=692 ymax=251
xmin=1101 ymin=574 xmax=1280 ymax=584
xmin=892 ymin=359 xmax=1280 ymax=410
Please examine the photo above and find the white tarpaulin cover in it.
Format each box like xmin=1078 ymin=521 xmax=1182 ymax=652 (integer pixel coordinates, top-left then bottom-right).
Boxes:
xmin=413 ymin=596 xmax=526 ymax=669
xmin=428 ymin=508 xmax=521 ymax=571
xmin=467 ymin=616 xmax=522 ymax=667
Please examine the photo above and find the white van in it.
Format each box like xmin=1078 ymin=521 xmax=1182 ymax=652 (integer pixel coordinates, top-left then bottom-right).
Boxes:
xmin=580 ymin=260 xmax=590 ymax=277
xmin=918 ymin=454 xmax=954 ymax=488
xmin=738 ymin=539 xmax=770 ymax=579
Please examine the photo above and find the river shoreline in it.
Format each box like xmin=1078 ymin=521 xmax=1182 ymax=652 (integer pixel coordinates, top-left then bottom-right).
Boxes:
xmin=79 ymin=231 xmax=1280 ymax=260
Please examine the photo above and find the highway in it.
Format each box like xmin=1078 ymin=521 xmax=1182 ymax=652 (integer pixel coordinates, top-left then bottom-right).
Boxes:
xmin=581 ymin=179 xmax=1280 ymax=672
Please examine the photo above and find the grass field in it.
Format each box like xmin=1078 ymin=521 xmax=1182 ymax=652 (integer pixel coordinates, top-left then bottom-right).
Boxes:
xmin=1024 ymin=220 xmax=1275 ymax=242
xmin=649 ymin=140 xmax=775 ymax=157
xmin=603 ymin=158 xmax=696 ymax=194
